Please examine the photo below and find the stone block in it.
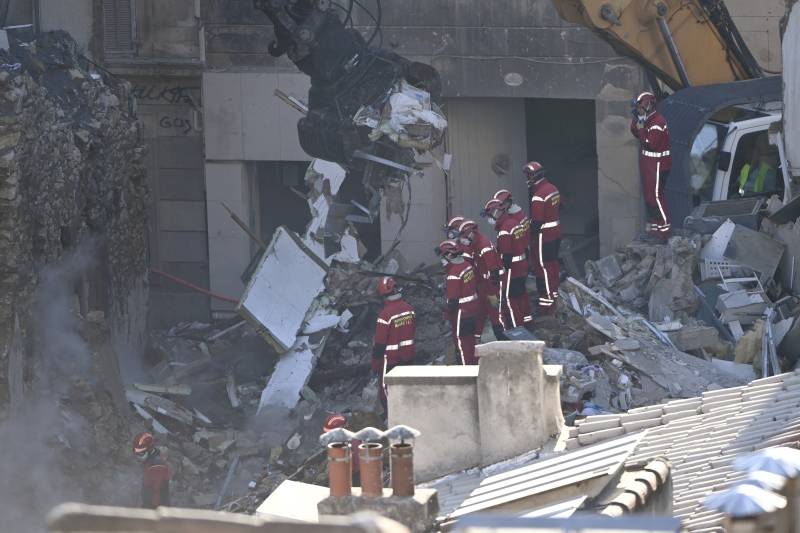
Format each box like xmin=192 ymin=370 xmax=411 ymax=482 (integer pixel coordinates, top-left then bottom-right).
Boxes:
xmin=595 ymin=254 xmax=622 ymax=285
xmin=318 ymin=489 xmax=438 ymax=533
xmin=667 ymin=326 xmax=720 ymax=352
xmin=476 ymin=341 xmax=547 ymax=466
xmin=386 ymin=366 xmax=480 ymax=482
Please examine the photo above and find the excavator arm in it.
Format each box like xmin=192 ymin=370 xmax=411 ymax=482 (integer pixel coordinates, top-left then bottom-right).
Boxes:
xmin=553 ymin=0 xmax=762 ymax=90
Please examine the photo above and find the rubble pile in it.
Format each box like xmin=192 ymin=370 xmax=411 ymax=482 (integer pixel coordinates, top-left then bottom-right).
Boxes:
xmin=0 ymin=31 xmax=148 ymax=529
xmin=0 ymin=31 xmax=149 ymax=414
xmin=583 ymin=236 xmax=701 ymax=321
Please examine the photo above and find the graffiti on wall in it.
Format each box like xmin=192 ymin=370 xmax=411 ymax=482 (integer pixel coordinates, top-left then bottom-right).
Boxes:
xmin=132 ymin=84 xmax=201 ymax=109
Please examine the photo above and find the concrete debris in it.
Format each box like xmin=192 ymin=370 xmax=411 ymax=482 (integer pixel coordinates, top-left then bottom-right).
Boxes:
xmin=666 ymin=326 xmax=720 ymax=352
xmin=584 ymin=236 xmax=700 ymax=320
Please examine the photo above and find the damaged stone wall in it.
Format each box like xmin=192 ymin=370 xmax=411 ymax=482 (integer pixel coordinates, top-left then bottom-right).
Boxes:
xmin=0 ymin=31 xmax=149 ymax=415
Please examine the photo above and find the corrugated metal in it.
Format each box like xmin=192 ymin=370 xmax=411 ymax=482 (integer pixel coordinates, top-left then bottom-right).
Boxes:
xmin=432 ymin=432 xmax=643 ymax=521
xmin=445 ymin=98 xmax=530 ymax=237
xmin=785 ymin=4 xmax=800 ymax=177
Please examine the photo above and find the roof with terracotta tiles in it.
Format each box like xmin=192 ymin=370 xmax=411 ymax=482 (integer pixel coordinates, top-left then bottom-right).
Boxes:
xmin=562 ymin=370 xmax=800 ymax=532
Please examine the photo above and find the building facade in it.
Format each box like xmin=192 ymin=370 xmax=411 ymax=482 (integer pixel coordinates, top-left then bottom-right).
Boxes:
xmin=34 ymin=0 xmax=786 ymax=323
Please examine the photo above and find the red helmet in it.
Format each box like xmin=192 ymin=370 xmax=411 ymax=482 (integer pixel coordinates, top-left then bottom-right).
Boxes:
xmin=524 ymin=161 xmax=545 ymax=183
xmin=377 ymin=276 xmax=396 ymax=296
xmin=636 ymin=92 xmax=657 ymax=112
xmin=493 ymin=189 xmax=513 ymax=205
xmin=323 ymin=413 xmax=347 ymax=432
xmin=444 ymin=215 xmax=465 ymax=239
xmin=458 ymin=219 xmax=478 ymax=238
xmin=436 ymin=240 xmax=461 ymax=259
xmin=133 ymin=432 xmax=154 ymax=455
xmin=482 ymin=198 xmax=507 ymax=220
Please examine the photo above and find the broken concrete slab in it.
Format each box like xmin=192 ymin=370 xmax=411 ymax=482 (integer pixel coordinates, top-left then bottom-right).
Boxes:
xmin=666 ymin=326 xmax=720 ymax=352
xmin=613 ymin=339 xmax=641 ymax=352
xmin=711 ymin=358 xmax=757 ymax=382
xmin=238 ymin=227 xmax=329 ymax=353
xmin=595 ymin=255 xmax=622 ymax=286
xmin=722 ymin=223 xmax=785 ymax=282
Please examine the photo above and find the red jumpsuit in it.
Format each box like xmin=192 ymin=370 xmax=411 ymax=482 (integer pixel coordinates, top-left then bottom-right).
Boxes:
xmin=529 ymin=177 xmax=561 ymax=314
xmin=631 ymin=111 xmax=672 ymax=238
xmin=445 ymin=261 xmax=480 ymax=364
xmin=467 ymin=230 xmax=504 ymax=339
xmin=373 ymin=297 xmax=416 ymax=401
xmin=495 ymin=208 xmax=533 ymax=329
xmin=141 ymin=452 xmax=171 ymax=509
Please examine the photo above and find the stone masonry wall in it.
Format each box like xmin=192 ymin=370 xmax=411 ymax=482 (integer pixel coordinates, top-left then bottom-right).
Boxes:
xmin=0 ymin=31 xmax=149 ymax=416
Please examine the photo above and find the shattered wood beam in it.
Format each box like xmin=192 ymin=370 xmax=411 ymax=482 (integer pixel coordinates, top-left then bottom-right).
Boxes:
xmin=133 ymin=383 xmax=192 ymax=396
xmin=567 ymin=277 xmax=625 ymax=320
xmin=221 ymin=202 xmax=266 ymax=249
xmin=125 ymin=388 xmax=195 ymax=426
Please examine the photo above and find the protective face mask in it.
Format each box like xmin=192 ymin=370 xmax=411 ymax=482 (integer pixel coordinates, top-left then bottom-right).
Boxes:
xmin=440 ymin=258 xmax=449 ymax=268
xmin=459 ymin=237 xmax=471 ymax=246
xmin=637 ymin=113 xmax=647 ymax=121
xmin=487 ymin=217 xmax=496 ymax=225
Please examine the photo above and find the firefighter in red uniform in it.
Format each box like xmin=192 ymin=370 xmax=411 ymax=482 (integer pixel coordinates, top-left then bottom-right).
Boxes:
xmin=372 ymin=276 xmax=416 ymax=409
xmin=631 ymin=92 xmax=672 ymax=239
xmin=483 ymin=190 xmax=534 ymax=331
xmin=133 ymin=432 xmax=171 ymax=509
xmin=444 ymin=215 xmax=473 ymax=261
xmin=457 ymin=219 xmax=507 ymax=341
xmin=525 ymin=161 xmax=561 ymax=314
xmin=437 ymin=240 xmax=480 ymax=364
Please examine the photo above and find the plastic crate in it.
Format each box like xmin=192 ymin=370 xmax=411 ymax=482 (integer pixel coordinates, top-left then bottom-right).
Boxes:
xmin=700 ymin=259 xmax=737 ymax=281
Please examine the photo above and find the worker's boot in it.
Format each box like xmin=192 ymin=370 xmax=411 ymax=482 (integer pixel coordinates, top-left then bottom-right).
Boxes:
xmin=492 ymin=324 xmax=509 ymax=341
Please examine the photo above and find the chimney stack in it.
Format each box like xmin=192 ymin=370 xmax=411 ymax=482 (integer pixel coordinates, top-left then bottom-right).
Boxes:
xmin=390 ymin=442 xmax=414 ymax=497
xmin=326 ymin=442 xmax=352 ymax=498
xmin=358 ymin=442 xmax=384 ymax=498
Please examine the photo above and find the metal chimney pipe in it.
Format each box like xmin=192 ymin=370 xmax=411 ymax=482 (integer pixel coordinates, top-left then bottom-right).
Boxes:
xmin=390 ymin=442 xmax=414 ymax=497
xmin=327 ymin=442 xmax=352 ymax=497
xmin=358 ymin=442 xmax=384 ymax=498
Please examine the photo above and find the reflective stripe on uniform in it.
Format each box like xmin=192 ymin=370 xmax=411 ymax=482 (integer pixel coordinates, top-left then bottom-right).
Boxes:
xmin=544 ymin=191 xmax=559 ymax=201
xmin=386 ymin=340 xmax=415 ymax=351
xmin=459 ymin=294 xmax=477 ymax=304
xmin=541 ymin=221 xmax=559 ymax=229
xmin=478 ymin=246 xmax=493 ymax=257
xmin=655 ymin=161 xmax=668 ymax=231
xmin=376 ymin=318 xmax=390 ymax=325
xmin=456 ymin=309 xmax=465 ymax=365
xmin=642 ymin=150 xmax=670 ymax=158
xmin=512 ymin=254 xmax=526 ymax=262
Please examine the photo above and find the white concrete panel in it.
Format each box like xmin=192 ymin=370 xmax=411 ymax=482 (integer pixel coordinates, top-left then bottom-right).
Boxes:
xmin=39 ymin=0 xmax=93 ymax=55
xmin=203 ymin=73 xmax=244 ymax=160
xmin=205 ymin=162 xmax=250 ymax=310
xmin=241 ymin=73 xmax=310 ymax=161
xmin=784 ymin=5 xmax=800 ymax=176
xmin=239 ymin=227 xmax=327 ymax=352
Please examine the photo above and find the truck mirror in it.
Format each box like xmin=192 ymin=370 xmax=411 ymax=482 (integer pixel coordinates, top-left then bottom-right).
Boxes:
xmin=718 ymin=151 xmax=732 ymax=171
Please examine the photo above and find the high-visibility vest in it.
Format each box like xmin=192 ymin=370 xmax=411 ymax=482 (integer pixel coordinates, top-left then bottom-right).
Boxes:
xmin=738 ymin=162 xmax=772 ymax=194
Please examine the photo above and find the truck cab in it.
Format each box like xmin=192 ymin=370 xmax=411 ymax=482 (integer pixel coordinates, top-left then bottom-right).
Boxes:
xmin=688 ymin=103 xmax=790 ymax=208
